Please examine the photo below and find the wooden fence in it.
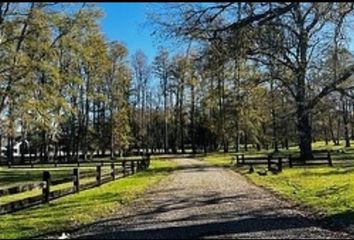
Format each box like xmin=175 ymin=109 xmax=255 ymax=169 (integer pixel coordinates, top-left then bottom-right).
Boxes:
xmin=6 ymin=155 xmax=149 ymax=169
xmin=288 ymin=152 xmax=332 ymax=167
xmin=234 ymin=154 xmax=283 ymax=172
xmin=234 ymin=151 xmax=333 ymax=172
xmin=0 ymin=156 xmax=150 ymax=215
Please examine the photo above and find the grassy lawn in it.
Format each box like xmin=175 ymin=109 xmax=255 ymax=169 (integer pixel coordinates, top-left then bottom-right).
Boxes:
xmin=201 ymin=141 xmax=354 ymax=230
xmin=0 ymin=159 xmax=177 ymax=239
xmin=247 ymin=166 xmax=354 ymax=215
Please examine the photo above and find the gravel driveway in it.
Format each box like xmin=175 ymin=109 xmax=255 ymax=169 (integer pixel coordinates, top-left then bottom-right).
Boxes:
xmin=58 ymin=158 xmax=352 ymax=239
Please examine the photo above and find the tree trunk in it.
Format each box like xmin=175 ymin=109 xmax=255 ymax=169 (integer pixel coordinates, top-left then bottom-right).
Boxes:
xmin=180 ymin=80 xmax=185 ymax=154
xmin=43 ymin=131 xmax=49 ymax=163
xmin=7 ymin=136 xmax=13 ymax=166
xmin=342 ymin=99 xmax=350 ymax=147
xmin=285 ymin=138 xmax=289 ymax=150
xmin=295 ymin=7 xmax=313 ymax=160
xmin=53 ymin=143 xmax=58 ymax=163
xmin=270 ymin=79 xmax=278 ymax=152
xmin=324 ymin=128 xmax=329 ymax=145
xmin=329 ymin=115 xmax=337 ymax=145
xmin=224 ymin=140 xmax=229 ymax=153
xmin=336 ymin=116 xmax=341 ymax=146
xmin=83 ymin=74 xmax=90 ymax=162
xmin=297 ymin=105 xmax=313 ymax=160
xmin=296 ymin=63 xmax=313 ymax=159
xmin=244 ymin=133 xmax=248 ymax=152
xmin=272 ymin=112 xmax=278 ymax=152
xmin=110 ymin=108 xmax=114 ymax=160
xmin=191 ymin=83 xmax=196 ymax=154
xmin=163 ymin=74 xmax=169 ymax=153
xmin=256 ymin=143 xmax=261 ymax=151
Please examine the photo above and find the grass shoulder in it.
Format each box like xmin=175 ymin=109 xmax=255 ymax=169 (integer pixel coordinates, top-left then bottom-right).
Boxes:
xmin=0 ymin=159 xmax=177 ymax=239
xmin=201 ymin=150 xmax=354 ymax=233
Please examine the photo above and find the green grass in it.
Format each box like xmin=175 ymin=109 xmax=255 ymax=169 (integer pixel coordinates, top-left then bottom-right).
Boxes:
xmin=245 ymin=164 xmax=354 ymax=230
xmin=0 ymin=159 xmax=177 ymax=239
xmin=247 ymin=166 xmax=354 ymax=215
xmin=202 ymin=152 xmax=233 ymax=167
xmin=202 ymin=143 xmax=354 ymax=230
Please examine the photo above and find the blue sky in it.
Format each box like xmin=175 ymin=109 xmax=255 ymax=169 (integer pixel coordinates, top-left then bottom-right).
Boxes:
xmin=98 ymin=3 xmax=162 ymax=63
xmin=97 ymin=3 xmax=354 ymax=64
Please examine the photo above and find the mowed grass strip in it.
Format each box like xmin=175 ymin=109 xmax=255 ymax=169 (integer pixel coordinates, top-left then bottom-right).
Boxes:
xmin=0 ymin=159 xmax=177 ymax=239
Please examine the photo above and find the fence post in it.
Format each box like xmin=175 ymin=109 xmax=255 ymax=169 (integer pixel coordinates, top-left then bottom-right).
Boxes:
xmin=241 ymin=154 xmax=245 ymax=164
xmin=131 ymin=161 xmax=135 ymax=174
xmin=96 ymin=165 xmax=101 ymax=186
xmin=122 ymin=160 xmax=126 ymax=176
xmin=289 ymin=155 xmax=293 ymax=168
xmin=73 ymin=168 xmax=80 ymax=192
xmin=42 ymin=171 xmax=51 ymax=203
xmin=111 ymin=162 xmax=115 ymax=180
xmin=278 ymin=157 xmax=282 ymax=172
xmin=267 ymin=155 xmax=271 ymax=171
xmin=101 ymin=160 xmax=104 ymax=167
xmin=236 ymin=155 xmax=239 ymax=166
xmin=328 ymin=151 xmax=333 ymax=167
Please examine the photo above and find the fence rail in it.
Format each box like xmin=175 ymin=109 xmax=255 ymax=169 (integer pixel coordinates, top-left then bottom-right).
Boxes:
xmin=0 ymin=182 xmax=46 ymax=197
xmin=4 ymin=156 xmax=148 ymax=169
xmin=0 ymin=156 xmax=150 ymax=215
xmin=288 ymin=152 xmax=332 ymax=167
xmin=234 ymin=154 xmax=283 ymax=172
xmin=234 ymin=152 xmax=333 ymax=172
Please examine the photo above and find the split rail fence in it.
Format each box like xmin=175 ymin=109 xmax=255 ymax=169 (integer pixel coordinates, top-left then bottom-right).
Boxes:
xmin=0 ymin=156 xmax=150 ymax=215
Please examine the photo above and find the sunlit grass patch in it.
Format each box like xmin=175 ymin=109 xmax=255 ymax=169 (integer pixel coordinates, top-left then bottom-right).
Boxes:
xmin=201 ymin=152 xmax=233 ymax=166
xmin=247 ymin=166 xmax=354 ymax=215
xmin=0 ymin=160 xmax=177 ymax=239
xmin=204 ymin=147 xmax=354 ymax=231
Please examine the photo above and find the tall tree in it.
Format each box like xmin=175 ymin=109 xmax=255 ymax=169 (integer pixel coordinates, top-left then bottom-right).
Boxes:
xmin=153 ymin=47 xmax=171 ymax=153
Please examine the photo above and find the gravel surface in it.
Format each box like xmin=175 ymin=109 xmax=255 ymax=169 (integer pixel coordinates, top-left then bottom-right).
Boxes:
xmin=50 ymin=158 xmax=352 ymax=239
